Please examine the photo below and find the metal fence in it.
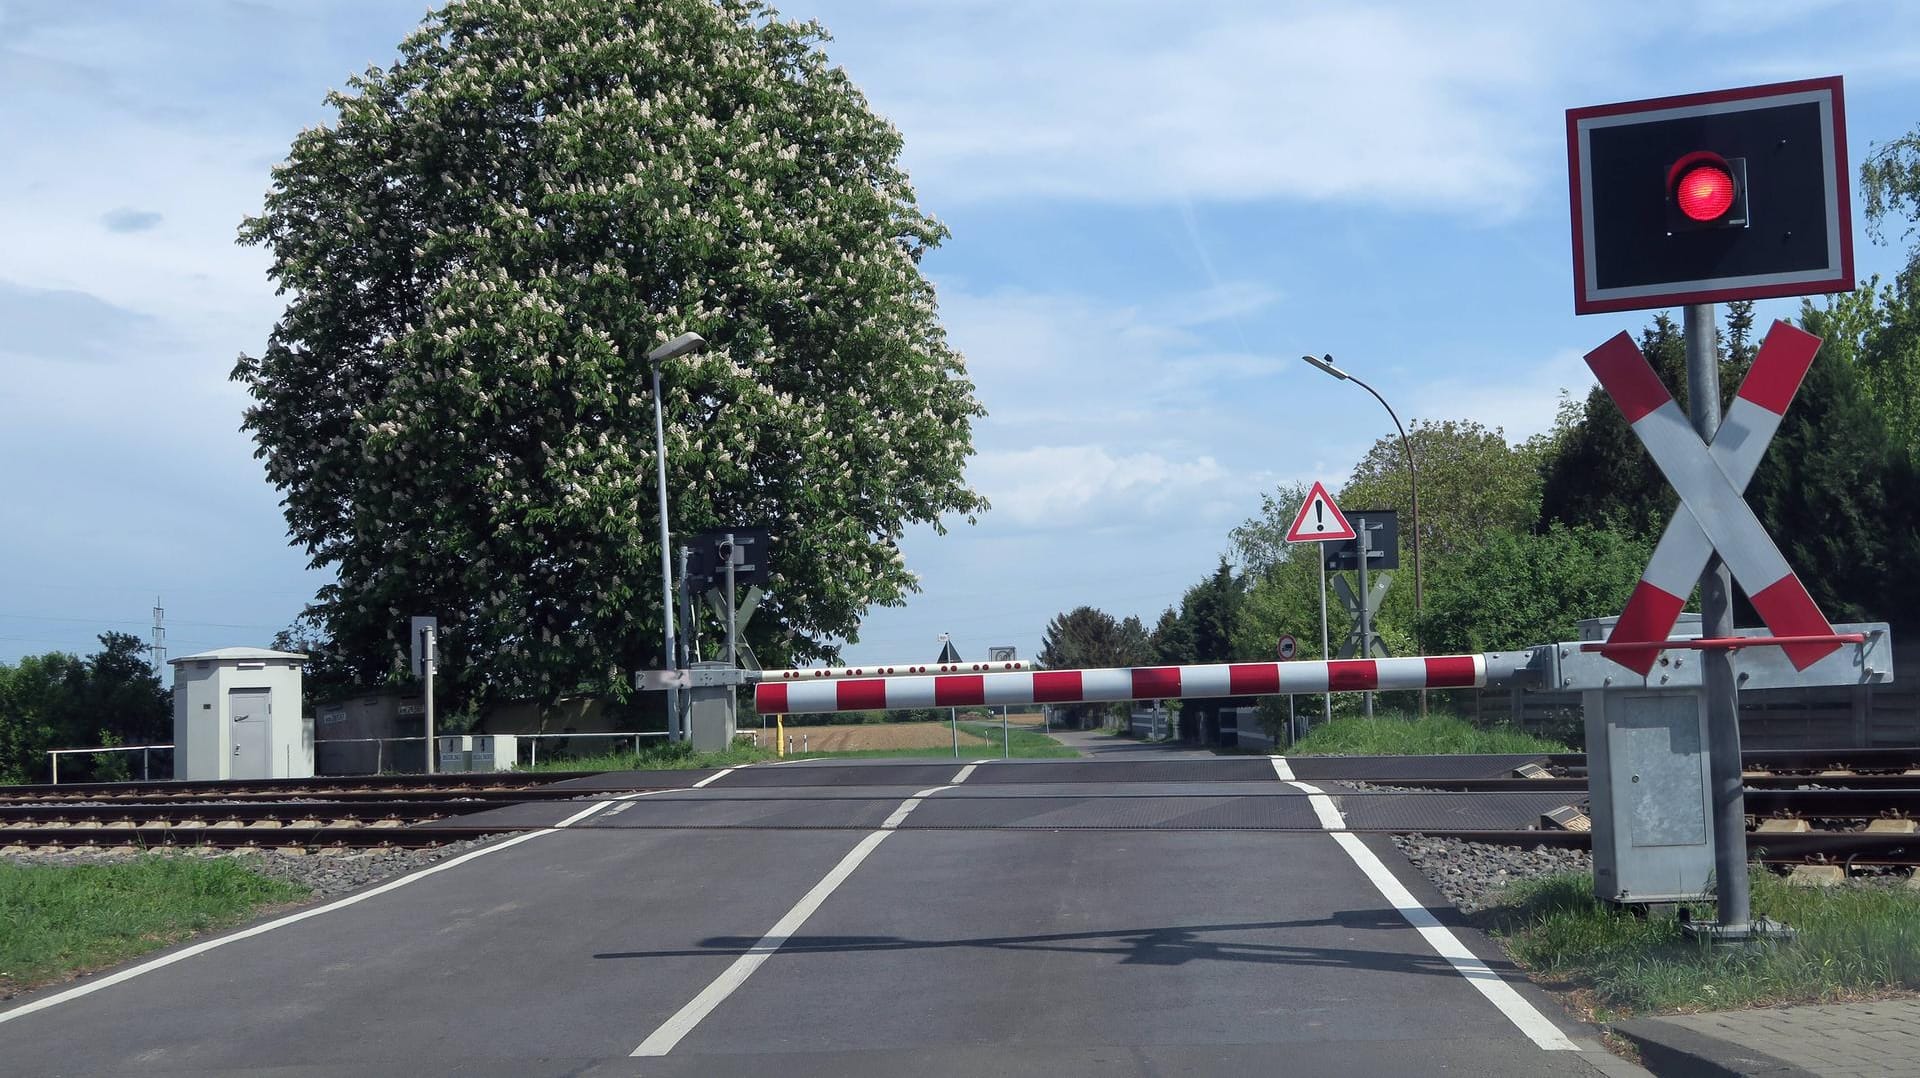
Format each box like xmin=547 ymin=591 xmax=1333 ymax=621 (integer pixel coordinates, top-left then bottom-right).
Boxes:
xmin=46 ymin=743 xmax=174 ymax=785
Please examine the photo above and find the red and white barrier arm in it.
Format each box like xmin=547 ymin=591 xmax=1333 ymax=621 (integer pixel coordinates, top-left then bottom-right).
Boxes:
xmin=755 ymin=660 xmax=1034 ymax=681
xmin=753 ymin=655 xmax=1485 ymax=716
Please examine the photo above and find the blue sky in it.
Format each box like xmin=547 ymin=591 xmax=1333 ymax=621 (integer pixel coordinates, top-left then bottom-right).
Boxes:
xmin=2 ymin=0 xmax=1916 ymax=674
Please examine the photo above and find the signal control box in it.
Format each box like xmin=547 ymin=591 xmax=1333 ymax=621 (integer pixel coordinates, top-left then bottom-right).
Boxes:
xmin=1583 ymin=687 xmax=1716 ymax=904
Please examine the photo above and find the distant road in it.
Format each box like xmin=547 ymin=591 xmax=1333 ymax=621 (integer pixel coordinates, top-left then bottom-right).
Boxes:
xmin=0 ymin=756 xmax=1623 ymax=1077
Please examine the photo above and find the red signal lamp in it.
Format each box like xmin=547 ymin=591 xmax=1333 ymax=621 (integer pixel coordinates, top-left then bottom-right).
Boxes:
xmin=1666 ymin=151 xmax=1748 ymax=232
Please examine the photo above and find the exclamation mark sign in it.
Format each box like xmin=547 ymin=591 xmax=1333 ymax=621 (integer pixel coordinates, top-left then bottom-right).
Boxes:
xmin=1314 ymin=502 xmax=1325 ymax=532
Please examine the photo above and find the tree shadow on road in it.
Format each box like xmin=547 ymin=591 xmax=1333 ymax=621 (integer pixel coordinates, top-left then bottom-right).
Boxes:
xmin=593 ymin=908 xmax=1518 ymax=979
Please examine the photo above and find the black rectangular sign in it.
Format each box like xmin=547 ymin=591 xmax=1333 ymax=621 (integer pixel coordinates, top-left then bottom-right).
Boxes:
xmin=1323 ymin=510 xmax=1398 ymax=572
xmin=1568 ymin=77 xmax=1851 ymax=314
xmin=687 ymin=527 xmax=772 ymax=588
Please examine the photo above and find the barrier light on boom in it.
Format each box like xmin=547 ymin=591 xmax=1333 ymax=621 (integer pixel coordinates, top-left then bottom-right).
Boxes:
xmin=1666 ymin=150 xmax=1747 ymax=231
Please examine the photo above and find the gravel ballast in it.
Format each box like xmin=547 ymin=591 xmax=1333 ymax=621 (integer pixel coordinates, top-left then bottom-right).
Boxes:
xmin=1392 ymin=833 xmax=1593 ymax=914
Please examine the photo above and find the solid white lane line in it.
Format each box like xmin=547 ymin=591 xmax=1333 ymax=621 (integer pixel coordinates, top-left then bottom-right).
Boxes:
xmin=1283 ymin=779 xmax=1349 ymax=832
xmin=631 ymin=772 xmax=978 ymax=1057
xmin=1329 ymin=831 xmax=1579 ymax=1052
xmin=1268 ymin=756 xmax=1296 ymax=781
xmin=951 ymin=763 xmax=978 ymax=784
xmin=1278 ymin=777 xmax=1577 ymax=1052
xmin=690 ymin=767 xmax=737 ymax=789
xmin=0 ymin=788 xmax=665 ymax=1027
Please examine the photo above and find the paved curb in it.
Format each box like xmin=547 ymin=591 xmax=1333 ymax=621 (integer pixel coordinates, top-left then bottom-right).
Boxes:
xmin=1614 ymin=1018 xmax=1818 ymax=1078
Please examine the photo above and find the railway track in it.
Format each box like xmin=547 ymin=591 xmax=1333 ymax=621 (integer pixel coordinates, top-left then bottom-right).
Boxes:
xmin=2 ymin=752 xmax=1914 ymax=866
xmin=0 ymin=772 xmax=606 ymax=805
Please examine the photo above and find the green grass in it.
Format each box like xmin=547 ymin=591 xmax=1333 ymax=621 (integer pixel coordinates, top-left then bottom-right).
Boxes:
xmin=519 ymin=722 xmax=1075 ymax=771
xmin=519 ymin=740 xmax=778 ymax=773
xmin=770 ymin=722 xmax=1076 ymax=761
xmin=1289 ymin=714 xmax=1569 ymax=756
xmin=0 ymin=855 xmax=308 ymax=992
xmin=1487 ymin=869 xmax=1920 ymax=1016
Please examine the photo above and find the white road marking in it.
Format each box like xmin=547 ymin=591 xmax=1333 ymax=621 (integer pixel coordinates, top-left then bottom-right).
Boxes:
xmin=951 ymin=763 xmax=978 ymax=784
xmin=631 ymin=773 xmax=977 ymax=1057
xmin=1281 ymin=778 xmax=1578 ymax=1052
xmin=1281 ymin=778 xmax=1348 ymax=831
xmin=0 ymin=787 xmax=666 ymax=1027
xmin=690 ymin=767 xmax=737 ymax=788
xmin=1268 ymin=755 xmax=1295 ymax=781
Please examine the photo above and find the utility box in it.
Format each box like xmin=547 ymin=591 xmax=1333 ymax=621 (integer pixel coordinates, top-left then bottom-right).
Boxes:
xmin=469 ymin=734 xmax=518 ymax=772
xmin=686 ymin=661 xmax=739 ymax=752
xmin=169 ymin=648 xmax=311 ymax=782
xmin=436 ymin=735 xmax=472 ymax=773
xmin=1575 ymin=614 xmax=1715 ymax=903
xmin=1583 ymin=687 xmax=1716 ymax=903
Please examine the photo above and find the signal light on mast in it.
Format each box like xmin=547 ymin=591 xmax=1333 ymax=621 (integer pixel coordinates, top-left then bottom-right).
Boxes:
xmin=1666 ymin=150 xmax=1748 ymax=232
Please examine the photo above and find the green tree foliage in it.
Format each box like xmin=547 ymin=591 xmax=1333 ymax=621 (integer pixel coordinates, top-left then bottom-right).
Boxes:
xmin=1802 ymin=278 xmax=1920 ymax=461
xmin=270 ymin=615 xmax=365 ymax=705
xmin=1227 ymin=481 xmax=1310 ymax=578
xmin=1185 ymin=557 xmax=1243 ymax=663
xmin=233 ymin=0 xmax=986 ymax=710
xmin=1415 ymin=525 xmax=1653 ymax=654
xmin=1341 ymin=419 xmax=1547 ymax=560
xmin=1747 ymin=327 xmax=1920 ymax=625
xmin=0 ymin=634 xmax=170 ymax=784
xmin=1539 ymin=313 xmax=1689 ymax=537
xmin=1037 ymin=606 xmax=1151 ymax=671
xmin=1149 ymin=605 xmax=1195 ymax=665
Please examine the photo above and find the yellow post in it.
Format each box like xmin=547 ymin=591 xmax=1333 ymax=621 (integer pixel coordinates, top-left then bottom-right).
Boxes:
xmin=776 ymin=714 xmax=785 ymax=758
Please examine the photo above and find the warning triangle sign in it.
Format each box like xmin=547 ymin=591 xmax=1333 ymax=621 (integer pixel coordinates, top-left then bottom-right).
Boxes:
xmin=1284 ymin=482 xmax=1357 ymax=543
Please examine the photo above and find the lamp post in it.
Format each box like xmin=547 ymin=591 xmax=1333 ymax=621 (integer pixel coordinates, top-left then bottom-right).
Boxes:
xmin=1301 ymin=353 xmax=1425 ymax=717
xmin=646 ymin=331 xmax=707 ymax=741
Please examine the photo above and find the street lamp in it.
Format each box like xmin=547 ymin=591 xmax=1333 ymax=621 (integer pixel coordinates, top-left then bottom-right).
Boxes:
xmin=647 ymin=331 xmax=707 ymax=741
xmin=1301 ymin=353 xmax=1425 ymax=716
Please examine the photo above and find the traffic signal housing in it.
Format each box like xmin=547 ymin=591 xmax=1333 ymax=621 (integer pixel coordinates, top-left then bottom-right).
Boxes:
xmin=1568 ymin=77 xmax=1851 ymax=314
xmin=1667 ymin=151 xmax=1748 ymax=232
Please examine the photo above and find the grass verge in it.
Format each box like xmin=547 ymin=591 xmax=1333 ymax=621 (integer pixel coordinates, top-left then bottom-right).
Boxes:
xmin=520 ymin=722 xmax=1076 ymax=771
xmin=774 ymin=722 xmax=1075 ymax=760
xmin=519 ymin=741 xmax=778 ymax=773
xmin=0 ymin=855 xmax=309 ymax=995
xmin=1290 ymin=714 xmax=1569 ymax=755
xmin=1486 ymin=869 xmax=1920 ymax=1017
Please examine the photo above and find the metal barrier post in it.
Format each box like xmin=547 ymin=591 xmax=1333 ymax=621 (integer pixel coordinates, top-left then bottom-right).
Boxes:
xmin=51 ymin=752 xmax=58 ymax=786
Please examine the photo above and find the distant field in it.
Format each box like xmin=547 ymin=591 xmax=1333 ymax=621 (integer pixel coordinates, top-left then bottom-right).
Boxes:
xmin=751 ymin=721 xmax=994 ymax=752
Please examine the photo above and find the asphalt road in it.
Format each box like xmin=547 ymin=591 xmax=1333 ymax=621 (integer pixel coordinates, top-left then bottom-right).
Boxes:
xmin=0 ymin=752 xmax=1629 ymax=1077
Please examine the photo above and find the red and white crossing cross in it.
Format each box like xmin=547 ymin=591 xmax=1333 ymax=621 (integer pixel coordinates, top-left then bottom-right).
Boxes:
xmin=1585 ymin=320 xmax=1838 ymax=674
xmin=754 ymin=655 xmax=1485 ymax=715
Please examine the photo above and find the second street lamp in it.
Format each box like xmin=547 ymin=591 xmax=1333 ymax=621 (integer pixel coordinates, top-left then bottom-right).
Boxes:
xmin=1300 ymin=353 xmax=1426 ymax=717
xmin=646 ymin=331 xmax=707 ymax=741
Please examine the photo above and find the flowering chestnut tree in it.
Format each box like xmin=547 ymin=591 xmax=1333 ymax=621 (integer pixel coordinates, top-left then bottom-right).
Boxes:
xmin=234 ymin=0 xmax=986 ymax=706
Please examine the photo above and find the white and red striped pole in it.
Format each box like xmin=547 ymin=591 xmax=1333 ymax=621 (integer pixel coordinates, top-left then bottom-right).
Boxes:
xmin=753 ymin=655 xmax=1485 ymax=716
xmin=756 ymin=660 xmax=1034 ymax=681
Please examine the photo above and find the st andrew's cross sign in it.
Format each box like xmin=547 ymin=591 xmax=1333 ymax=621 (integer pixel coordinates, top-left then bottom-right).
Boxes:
xmin=1586 ymin=320 xmax=1839 ymax=673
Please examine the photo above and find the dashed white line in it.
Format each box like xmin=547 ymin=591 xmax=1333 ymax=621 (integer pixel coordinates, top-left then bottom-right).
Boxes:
xmin=630 ymin=771 xmax=978 ymax=1057
xmin=0 ymin=787 xmax=667 ymax=1027
xmin=951 ymin=763 xmax=978 ymax=784
xmin=1270 ymin=765 xmax=1578 ymax=1053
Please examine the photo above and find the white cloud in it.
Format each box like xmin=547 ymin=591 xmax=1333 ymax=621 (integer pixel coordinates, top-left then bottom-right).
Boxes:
xmin=970 ymin=445 xmax=1229 ymax=526
xmin=1409 ymin=348 xmax=1594 ymax=443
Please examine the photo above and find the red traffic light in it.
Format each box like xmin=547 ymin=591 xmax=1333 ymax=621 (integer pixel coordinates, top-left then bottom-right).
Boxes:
xmin=1668 ymin=151 xmax=1737 ymax=222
